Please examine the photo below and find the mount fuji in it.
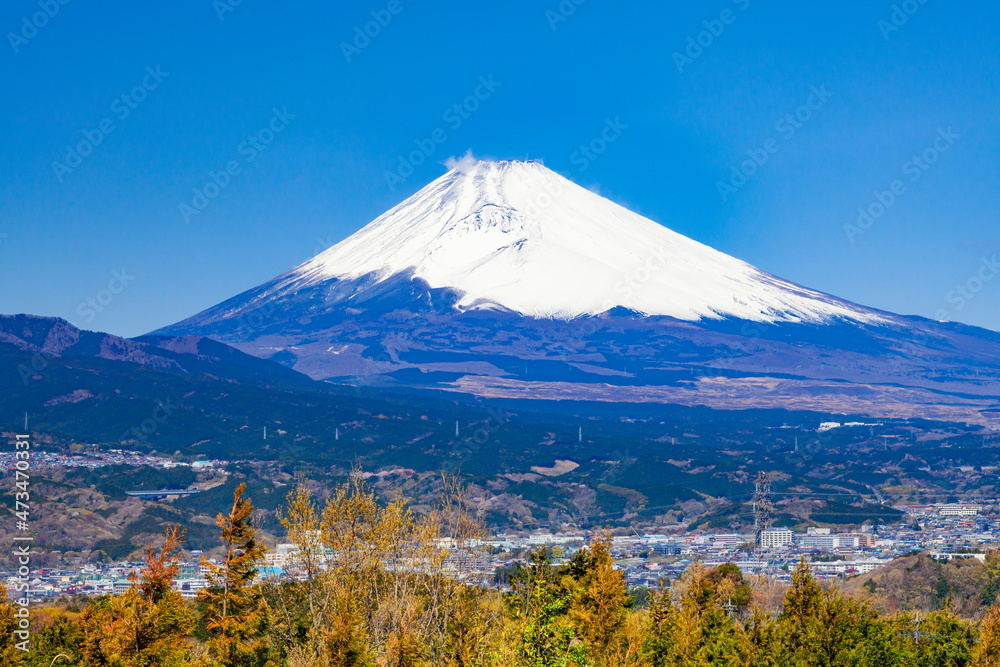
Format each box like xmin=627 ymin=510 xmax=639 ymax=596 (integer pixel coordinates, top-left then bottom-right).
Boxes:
xmin=156 ymin=159 xmax=1000 ymax=427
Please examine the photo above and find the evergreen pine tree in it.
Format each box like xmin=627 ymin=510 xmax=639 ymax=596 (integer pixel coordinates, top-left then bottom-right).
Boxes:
xmin=79 ymin=524 xmax=194 ymax=666
xmin=507 ymin=548 xmax=586 ymax=667
xmin=200 ymin=482 xmax=272 ymax=667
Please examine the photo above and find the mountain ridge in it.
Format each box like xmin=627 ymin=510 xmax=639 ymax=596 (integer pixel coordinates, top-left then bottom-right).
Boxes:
xmin=1 ymin=313 xmax=312 ymax=389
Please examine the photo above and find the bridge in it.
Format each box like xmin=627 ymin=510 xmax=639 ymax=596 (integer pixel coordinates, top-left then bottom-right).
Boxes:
xmin=125 ymin=488 xmax=204 ymax=500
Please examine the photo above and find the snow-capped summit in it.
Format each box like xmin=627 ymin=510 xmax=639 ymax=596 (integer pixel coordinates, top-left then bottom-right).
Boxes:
xmin=222 ymin=158 xmax=881 ymax=324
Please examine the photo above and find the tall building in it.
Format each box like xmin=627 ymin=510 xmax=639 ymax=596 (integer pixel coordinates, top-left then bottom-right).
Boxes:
xmin=758 ymin=528 xmax=792 ymax=549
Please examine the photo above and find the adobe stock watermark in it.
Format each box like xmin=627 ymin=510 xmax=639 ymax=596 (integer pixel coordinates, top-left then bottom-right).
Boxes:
xmin=312 ymin=234 xmax=336 ymax=257
xmin=10 ymin=433 xmax=33 ymax=652
xmin=383 ymin=75 xmax=501 ymax=191
xmin=934 ymin=255 xmax=1000 ymax=322
xmin=545 ymin=0 xmax=586 ymax=31
xmin=76 ymin=268 xmax=135 ymax=324
xmin=442 ymin=407 xmax=509 ymax=473
xmin=237 ymin=300 xmax=278 ymax=336
xmin=717 ymin=84 xmax=833 ymax=201
xmin=179 ymin=107 xmax=295 ymax=223
xmin=7 ymin=0 xmax=71 ymax=54
xmin=685 ymin=320 xmax=767 ymax=388
xmin=878 ymin=0 xmax=930 ymax=41
xmin=213 ymin=0 xmax=245 ymax=21
xmin=570 ymin=117 xmax=628 ymax=171
xmin=52 ymin=65 xmax=169 ymax=183
xmin=518 ymin=160 xmax=566 ymax=221
xmin=601 ymin=447 xmax=636 ymax=486
xmin=17 ymin=351 xmax=53 ymax=386
xmin=673 ymin=0 xmax=752 ymax=73
xmin=340 ymin=0 xmax=410 ymax=63
xmin=119 ymin=398 xmax=180 ymax=444
xmin=544 ymin=245 xmax=671 ymax=357
xmin=613 ymin=247 xmax=669 ymax=302
xmin=843 ymin=126 xmax=959 ymax=244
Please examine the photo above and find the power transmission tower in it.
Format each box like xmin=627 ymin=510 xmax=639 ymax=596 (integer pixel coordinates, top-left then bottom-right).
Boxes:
xmin=753 ymin=472 xmax=773 ymax=548
xmin=722 ymin=597 xmax=737 ymax=618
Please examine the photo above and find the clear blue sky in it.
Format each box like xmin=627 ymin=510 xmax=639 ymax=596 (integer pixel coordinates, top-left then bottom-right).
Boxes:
xmin=1 ymin=0 xmax=997 ymax=336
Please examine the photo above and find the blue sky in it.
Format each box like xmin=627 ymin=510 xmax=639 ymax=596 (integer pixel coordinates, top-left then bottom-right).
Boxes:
xmin=1 ymin=0 xmax=997 ymax=336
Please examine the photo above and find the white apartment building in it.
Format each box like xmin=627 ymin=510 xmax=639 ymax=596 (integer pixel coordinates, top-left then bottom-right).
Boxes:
xmin=711 ymin=534 xmax=748 ymax=548
xmin=758 ymin=529 xmax=793 ymax=549
xmin=935 ymin=504 xmax=980 ymax=517
xmin=811 ymin=558 xmax=890 ymax=575
xmin=800 ymin=534 xmax=839 ymax=550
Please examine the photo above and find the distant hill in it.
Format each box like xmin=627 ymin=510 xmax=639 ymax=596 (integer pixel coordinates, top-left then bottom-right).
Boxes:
xmin=843 ymin=552 xmax=1000 ymax=618
xmin=0 ymin=314 xmax=482 ymax=463
xmin=3 ymin=314 xmax=998 ymax=538
xmin=2 ymin=314 xmax=312 ymax=389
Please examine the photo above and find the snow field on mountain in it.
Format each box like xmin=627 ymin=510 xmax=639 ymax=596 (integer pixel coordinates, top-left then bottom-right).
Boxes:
xmin=248 ymin=160 xmax=883 ymax=324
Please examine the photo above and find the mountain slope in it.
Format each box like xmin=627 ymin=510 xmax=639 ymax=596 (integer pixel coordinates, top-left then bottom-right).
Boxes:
xmin=154 ymin=160 xmax=1000 ymax=427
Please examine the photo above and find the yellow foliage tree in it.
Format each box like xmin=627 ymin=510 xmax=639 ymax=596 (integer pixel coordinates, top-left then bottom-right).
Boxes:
xmin=972 ymin=603 xmax=1000 ymax=667
xmin=0 ymin=589 xmax=27 ymax=665
xmin=278 ymin=476 xmax=503 ymax=666
xmin=567 ymin=537 xmax=629 ymax=664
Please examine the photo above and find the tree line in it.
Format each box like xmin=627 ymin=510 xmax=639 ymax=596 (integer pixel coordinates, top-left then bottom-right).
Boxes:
xmin=4 ymin=478 xmax=1000 ymax=666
